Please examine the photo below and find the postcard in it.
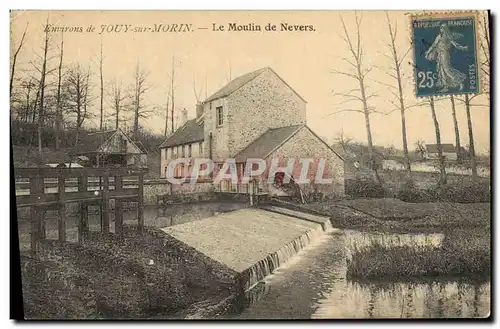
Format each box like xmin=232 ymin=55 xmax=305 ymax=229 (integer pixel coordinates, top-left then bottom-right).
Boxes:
xmin=10 ymin=10 xmax=491 ymax=320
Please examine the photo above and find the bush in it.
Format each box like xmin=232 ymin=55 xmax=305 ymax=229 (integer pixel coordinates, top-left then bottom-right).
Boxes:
xmin=436 ymin=181 xmax=491 ymax=203
xmin=345 ymin=178 xmax=386 ymax=198
xmin=347 ymin=229 xmax=490 ymax=279
xmin=398 ymin=179 xmax=490 ymax=203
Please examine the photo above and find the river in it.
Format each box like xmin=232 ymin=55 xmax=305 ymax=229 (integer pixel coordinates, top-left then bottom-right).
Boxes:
xmin=16 ymin=201 xmax=249 ymax=250
xmin=16 ymin=201 xmax=490 ymax=318
xmin=222 ymin=230 xmax=490 ymax=319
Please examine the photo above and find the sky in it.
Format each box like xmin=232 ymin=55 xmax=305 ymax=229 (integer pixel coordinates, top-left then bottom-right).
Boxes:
xmin=10 ymin=10 xmax=491 ymax=154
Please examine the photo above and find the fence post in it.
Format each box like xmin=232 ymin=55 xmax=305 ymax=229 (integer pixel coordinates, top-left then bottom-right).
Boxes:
xmin=30 ymin=174 xmax=44 ymax=257
xmin=115 ymin=175 xmax=123 ymax=236
xmin=57 ymin=170 xmax=66 ymax=242
xmin=78 ymin=173 xmax=88 ymax=243
xmin=137 ymin=172 xmax=144 ymax=233
xmin=101 ymin=171 xmax=110 ymax=233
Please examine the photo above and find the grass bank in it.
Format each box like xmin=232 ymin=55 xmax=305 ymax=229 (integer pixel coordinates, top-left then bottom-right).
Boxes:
xmin=282 ymin=198 xmax=491 ymax=280
xmin=301 ymin=198 xmax=490 ymax=232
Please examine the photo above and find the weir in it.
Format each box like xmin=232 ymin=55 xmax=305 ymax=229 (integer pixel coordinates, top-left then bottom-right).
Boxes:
xmin=161 ymin=207 xmax=334 ymax=292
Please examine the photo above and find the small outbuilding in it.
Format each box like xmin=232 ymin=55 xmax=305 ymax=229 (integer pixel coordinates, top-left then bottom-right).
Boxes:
xmin=75 ymin=129 xmax=147 ymax=168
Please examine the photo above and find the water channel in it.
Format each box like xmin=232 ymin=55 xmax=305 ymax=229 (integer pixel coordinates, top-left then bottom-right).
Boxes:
xmin=223 ymin=230 xmax=490 ymax=319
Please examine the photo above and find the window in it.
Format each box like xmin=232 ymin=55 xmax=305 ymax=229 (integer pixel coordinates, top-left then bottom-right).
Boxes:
xmin=170 ymin=148 xmax=174 ymax=158
xmin=188 ymin=144 xmax=192 ymax=157
xmin=181 ymin=145 xmax=185 ymax=157
xmin=199 ymin=142 xmax=203 ymax=155
xmin=216 ymin=106 xmax=223 ymax=127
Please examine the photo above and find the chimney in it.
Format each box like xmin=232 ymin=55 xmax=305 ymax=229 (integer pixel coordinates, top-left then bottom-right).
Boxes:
xmin=182 ymin=108 xmax=188 ymax=124
xmin=196 ymin=102 xmax=204 ymax=119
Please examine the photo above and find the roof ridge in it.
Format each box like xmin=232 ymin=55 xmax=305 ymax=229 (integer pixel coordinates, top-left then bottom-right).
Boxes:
xmin=203 ymin=67 xmax=269 ymax=103
xmin=267 ymin=123 xmax=304 ymax=131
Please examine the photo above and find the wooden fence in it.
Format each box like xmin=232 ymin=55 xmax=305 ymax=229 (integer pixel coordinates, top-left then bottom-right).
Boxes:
xmin=14 ymin=167 xmax=146 ymax=257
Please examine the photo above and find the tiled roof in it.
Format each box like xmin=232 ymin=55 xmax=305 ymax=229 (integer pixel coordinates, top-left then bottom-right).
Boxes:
xmin=133 ymin=140 xmax=149 ymax=154
xmin=159 ymin=119 xmax=205 ymax=148
xmin=76 ymin=130 xmax=117 ymax=154
xmin=234 ymin=125 xmax=304 ymax=162
xmin=204 ymin=67 xmax=269 ymax=103
xmin=426 ymin=144 xmax=455 ymax=153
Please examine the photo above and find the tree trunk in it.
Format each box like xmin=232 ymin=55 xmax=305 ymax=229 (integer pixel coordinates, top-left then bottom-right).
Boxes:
xmin=171 ymin=55 xmax=175 ymax=133
xmin=429 ymin=97 xmax=447 ymax=185
xmin=465 ymin=94 xmax=478 ymax=181
xmin=165 ymin=87 xmax=170 ymax=136
xmin=55 ymin=32 xmax=64 ymax=150
xmin=10 ymin=24 xmax=28 ymax=100
xmin=99 ymin=41 xmax=104 ymax=130
xmin=115 ymin=99 xmax=119 ymax=130
xmin=134 ymin=91 xmax=139 ymax=140
xmin=75 ymin=77 xmax=82 ymax=146
xmin=387 ymin=14 xmax=411 ymax=173
xmin=450 ymin=95 xmax=462 ymax=163
xmin=400 ymin=107 xmax=411 ymax=172
xmin=24 ymin=82 xmax=32 ymax=123
xmin=37 ymin=27 xmax=49 ymax=164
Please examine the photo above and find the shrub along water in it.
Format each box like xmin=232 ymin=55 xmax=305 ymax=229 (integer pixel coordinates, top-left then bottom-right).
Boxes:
xmin=398 ymin=179 xmax=491 ymax=203
xmin=347 ymin=229 xmax=490 ymax=279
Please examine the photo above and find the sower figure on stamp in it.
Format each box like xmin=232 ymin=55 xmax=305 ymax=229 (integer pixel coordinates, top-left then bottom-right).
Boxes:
xmin=425 ymin=24 xmax=469 ymax=92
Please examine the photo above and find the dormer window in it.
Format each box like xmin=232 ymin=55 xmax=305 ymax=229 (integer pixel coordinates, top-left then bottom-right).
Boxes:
xmin=216 ymin=106 xmax=223 ymax=127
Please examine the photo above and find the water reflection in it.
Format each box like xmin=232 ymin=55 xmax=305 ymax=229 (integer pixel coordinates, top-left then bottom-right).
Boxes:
xmin=17 ymin=201 xmax=248 ymax=250
xmin=229 ymin=230 xmax=490 ymax=319
xmin=312 ymin=280 xmax=490 ymax=319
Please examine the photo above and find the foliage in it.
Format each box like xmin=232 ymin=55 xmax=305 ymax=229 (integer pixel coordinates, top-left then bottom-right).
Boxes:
xmin=347 ymin=229 xmax=490 ymax=279
xmin=398 ymin=178 xmax=491 ymax=203
xmin=345 ymin=178 xmax=387 ymax=198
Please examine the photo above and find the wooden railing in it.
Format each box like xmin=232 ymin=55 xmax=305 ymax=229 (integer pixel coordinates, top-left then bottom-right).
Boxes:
xmin=14 ymin=167 xmax=146 ymax=257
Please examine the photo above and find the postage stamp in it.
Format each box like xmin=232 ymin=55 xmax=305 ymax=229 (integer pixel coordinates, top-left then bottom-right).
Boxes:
xmin=411 ymin=12 xmax=480 ymax=97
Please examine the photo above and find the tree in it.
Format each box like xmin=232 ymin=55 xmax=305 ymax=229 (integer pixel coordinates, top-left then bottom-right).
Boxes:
xmin=383 ymin=12 xmax=413 ymax=173
xmin=19 ymin=78 xmax=37 ymax=123
xmin=479 ymin=11 xmax=490 ymax=95
xmin=334 ymin=129 xmax=353 ymax=153
xmin=164 ymin=81 xmax=171 ymax=136
xmin=170 ymin=55 xmax=175 ymax=133
xmin=464 ymin=94 xmax=478 ymax=181
xmin=55 ymin=32 xmax=64 ymax=150
xmin=330 ymin=13 xmax=378 ymax=179
xmin=449 ymin=95 xmax=462 ymax=163
xmin=63 ymin=64 xmax=93 ymax=144
xmin=36 ymin=19 xmax=51 ymax=163
xmin=108 ymin=79 xmax=128 ymax=130
xmin=131 ymin=62 xmax=153 ymax=140
xmin=429 ymin=97 xmax=447 ymax=185
xmin=10 ymin=23 xmax=28 ymax=99
xmin=99 ymin=39 xmax=104 ymax=130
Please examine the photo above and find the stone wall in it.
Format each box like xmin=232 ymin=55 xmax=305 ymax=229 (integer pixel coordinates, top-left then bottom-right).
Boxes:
xmin=270 ymin=126 xmax=345 ymax=198
xmin=203 ymin=97 xmax=231 ymax=162
xmin=157 ymin=180 xmax=216 ymax=204
xmin=143 ymin=180 xmax=172 ymax=205
xmin=226 ymin=68 xmax=307 ymax=157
